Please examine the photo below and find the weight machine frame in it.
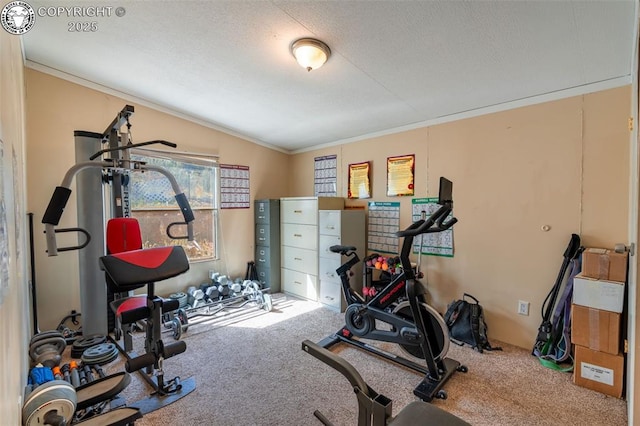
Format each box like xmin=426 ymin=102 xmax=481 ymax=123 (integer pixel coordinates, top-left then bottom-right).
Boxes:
xmin=41 ymin=104 xmax=197 ymax=414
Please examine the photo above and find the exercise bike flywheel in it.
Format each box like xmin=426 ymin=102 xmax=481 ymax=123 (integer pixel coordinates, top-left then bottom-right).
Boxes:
xmin=392 ymin=301 xmax=449 ymax=362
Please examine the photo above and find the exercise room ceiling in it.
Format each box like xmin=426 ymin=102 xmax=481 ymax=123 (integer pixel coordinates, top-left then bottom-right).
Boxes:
xmin=22 ymin=1 xmax=636 ymax=152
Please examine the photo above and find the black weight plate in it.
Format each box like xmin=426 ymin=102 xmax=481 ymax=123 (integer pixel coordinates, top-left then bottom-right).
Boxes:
xmin=73 ymin=334 xmax=107 ymax=350
xmin=91 ymin=348 xmax=119 ymax=366
xmin=30 ymin=330 xmax=64 ymax=345
xmin=81 ymin=343 xmax=118 ymax=363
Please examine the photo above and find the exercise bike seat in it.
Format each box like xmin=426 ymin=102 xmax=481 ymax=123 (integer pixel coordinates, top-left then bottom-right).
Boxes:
xmin=330 ymin=245 xmax=356 ymax=254
xmin=389 ymin=401 xmax=470 ymax=426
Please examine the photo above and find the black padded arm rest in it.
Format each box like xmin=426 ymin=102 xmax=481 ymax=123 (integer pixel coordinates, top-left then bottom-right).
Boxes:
xmin=99 ymin=246 xmax=189 ymax=291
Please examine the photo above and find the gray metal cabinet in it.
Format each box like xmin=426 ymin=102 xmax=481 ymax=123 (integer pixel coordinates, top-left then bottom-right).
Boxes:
xmin=255 ymin=199 xmax=280 ymax=292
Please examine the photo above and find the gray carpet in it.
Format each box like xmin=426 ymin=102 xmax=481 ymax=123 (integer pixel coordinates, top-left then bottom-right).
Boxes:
xmin=101 ymin=294 xmax=627 ymax=425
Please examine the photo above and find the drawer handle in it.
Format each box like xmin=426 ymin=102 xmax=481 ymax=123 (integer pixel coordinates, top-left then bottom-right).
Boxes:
xmin=258 ymin=259 xmax=266 ymax=262
xmin=294 ymin=257 xmax=303 ymax=261
xmin=324 ymin=296 xmax=334 ymax=301
xmin=258 ymin=215 xmax=266 ymax=219
xmin=326 ymin=273 xmax=335 ymax=278
xmin=294 ymin=281 xmax=302 ymax=285
xmin=294 ymin=210 xmax=303 ymax=213
xmin=293 ymin=233 xmax=302 ymax=237
xmin=326 ymin=226 xmax=335 ymax=230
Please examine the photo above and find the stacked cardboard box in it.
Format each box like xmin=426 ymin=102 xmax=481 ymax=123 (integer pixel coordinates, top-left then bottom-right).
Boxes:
xmin=571 ymin=247 xmax=627 ymax=398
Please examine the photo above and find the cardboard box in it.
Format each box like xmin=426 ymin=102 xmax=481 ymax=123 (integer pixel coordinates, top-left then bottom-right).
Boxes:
xmin=573 ymin=273 xmax=625 ymax=313
xmin=573 ymin=345 xmax=624 ymax=398
xmin=571 ymin=304 xmax=621 ymax=354
xmin=582 ymin=248 xmax=628 ymax=283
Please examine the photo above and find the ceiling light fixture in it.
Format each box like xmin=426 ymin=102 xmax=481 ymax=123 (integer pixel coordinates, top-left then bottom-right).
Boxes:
xmin=291 ymin=38 xmax=331 ymax=72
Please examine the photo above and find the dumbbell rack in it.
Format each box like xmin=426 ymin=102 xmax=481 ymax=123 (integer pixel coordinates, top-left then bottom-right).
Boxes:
xmin=162 ymin=281 xmax=273 ymax=340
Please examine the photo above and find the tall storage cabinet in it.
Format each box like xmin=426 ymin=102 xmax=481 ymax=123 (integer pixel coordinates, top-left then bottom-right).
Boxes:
xmin=318 ymin=210 xmax=366 ymax=312
xmin=280 ymin=197 xmax=344 ymax=301
xmin=255 ymin=199 xmax=280 ymax=292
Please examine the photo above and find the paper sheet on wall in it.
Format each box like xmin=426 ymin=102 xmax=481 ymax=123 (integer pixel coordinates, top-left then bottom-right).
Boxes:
xmin=220 ymin=164 xmax=250 ymax=209
xmin=411 ymin=197 xmax=454 ymax=257
xmin=314 ymin=155 xmax=337 ymax=196
xmin=367 ymin=201 xmax=400 ymax=254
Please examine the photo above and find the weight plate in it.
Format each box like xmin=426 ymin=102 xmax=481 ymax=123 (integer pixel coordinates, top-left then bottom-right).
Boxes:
xmin=172 ymin=317 xmax=182 ymax=340
xmin=72 ymin=335 xmax=107 ymax=359
xmin=177 ymin=309 xmax=189 ymax=332
xmin=73 ymin=334 xmax=107 ymax=349
xmin=169 ymin=292 xmax=189 ymax=308
xmin=81 ymin=343 xmax=119 ymax=365
xmin=22 ymin=380 xmax=76 ymax=426
xmin=29 ymin=336 xmax=66 ymax=362
xmin=30 ymin=330 xmax=64 ymax=346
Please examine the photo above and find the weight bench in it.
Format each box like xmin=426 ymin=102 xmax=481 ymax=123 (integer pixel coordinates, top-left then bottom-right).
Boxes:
xmin=100 ymin=218 xmax=195 ymax=404
xmin=301 ymin=340 xmax=471 ymax=426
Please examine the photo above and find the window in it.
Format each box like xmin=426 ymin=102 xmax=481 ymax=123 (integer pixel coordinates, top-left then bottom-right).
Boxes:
xmin=129 ymin=149 xmax=219 ymax=262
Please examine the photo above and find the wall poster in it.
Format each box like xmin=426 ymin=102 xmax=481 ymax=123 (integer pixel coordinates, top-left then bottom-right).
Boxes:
xmin=314 ymin=154 xmax=337 ymax=196
xmin=348 ymin=161 xmax=371 ymax=199
xmin=220 ymin=164 xmax=250 ymax=209
xmin=367 ymin=201 xmax=400 ymax=254
xmin=387 ymin=154 xmax=415 ymax=197
xmin=411 ymin=197 xmax=454 ymax=257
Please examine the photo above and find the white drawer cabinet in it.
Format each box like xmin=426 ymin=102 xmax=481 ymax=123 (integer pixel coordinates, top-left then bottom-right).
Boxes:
xmin=318 ymin=209 xmax=366 ymax=312
xmin=281 ymin=223 xmax=318 ymax=250
xmin=280 ymin=197 xmax=344 ymax=302
xmin=282 ymin=246 xmax=318 ymax=276
xmin=282 ymin=268 xmax=318 ymax=300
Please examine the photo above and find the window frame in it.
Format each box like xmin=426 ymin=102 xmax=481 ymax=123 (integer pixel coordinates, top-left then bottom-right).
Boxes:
xmin=129 ymin=147 xmax=220 ymax=263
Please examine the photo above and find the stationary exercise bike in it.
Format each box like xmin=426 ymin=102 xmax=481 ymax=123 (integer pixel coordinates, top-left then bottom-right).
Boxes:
xmin=318 ymin=177 xmax=466 ymax=401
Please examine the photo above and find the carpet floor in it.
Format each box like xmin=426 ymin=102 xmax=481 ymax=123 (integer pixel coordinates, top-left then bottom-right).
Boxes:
xmin=97 ymin=294 xmax=627 ymax=425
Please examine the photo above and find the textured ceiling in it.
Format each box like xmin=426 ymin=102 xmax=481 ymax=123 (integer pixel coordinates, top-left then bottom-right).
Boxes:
xmin=22 ymin=1 xmax=637 ymax=152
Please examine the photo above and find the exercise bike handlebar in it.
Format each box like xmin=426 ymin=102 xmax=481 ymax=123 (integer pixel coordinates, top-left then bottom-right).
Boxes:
xmin=395 ymin=203 xmax=457 ymax=238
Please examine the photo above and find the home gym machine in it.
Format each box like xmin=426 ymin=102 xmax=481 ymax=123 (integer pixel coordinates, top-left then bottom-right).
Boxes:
xmin=302 ymin=340 xmax=470 ymax=426
xmin=41 ymin=104 xmax=196 ymax=413
xmin=318 ymin=177 xmax=466 ymax=402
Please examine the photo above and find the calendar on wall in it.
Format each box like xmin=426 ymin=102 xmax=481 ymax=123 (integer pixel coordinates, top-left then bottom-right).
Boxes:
xmin=314 ymin=155 xmax=337 ymax=197
xmin=220 ymin=164 xmax=250 ymax=209
xmin=411 ymin=197 xmax=454 ymax=257
xmin=367 ymin=201 xmax=400 ymax=254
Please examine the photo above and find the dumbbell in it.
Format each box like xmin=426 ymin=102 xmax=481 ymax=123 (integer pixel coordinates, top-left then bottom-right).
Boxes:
xmin=205 ymin=285 xmax=220 ymax=301
xmin=217 ymin=275 xmax=231 ymax=298
xmin=187 ymin=286 xmax=205 ymax=308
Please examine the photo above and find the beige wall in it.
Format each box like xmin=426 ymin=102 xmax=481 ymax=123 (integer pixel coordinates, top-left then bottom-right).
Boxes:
xmin=291 ymin=87 xmax=631 ymax=349
xmin=0 ymin=32 xmax=30 ymax=423
xmin=25 ymin=69 xmax=291 ymax=331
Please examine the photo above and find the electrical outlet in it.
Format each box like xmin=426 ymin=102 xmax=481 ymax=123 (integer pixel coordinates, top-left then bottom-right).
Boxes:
xmin=518 ymin=300 xmax=530 ymax=316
